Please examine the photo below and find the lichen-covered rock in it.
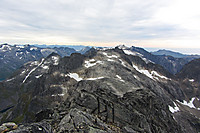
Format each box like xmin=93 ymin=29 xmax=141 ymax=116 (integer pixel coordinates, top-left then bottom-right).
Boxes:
xmin=0 ymin=125 xmax=8 ymax=133
xmin=2 ymin=122 xmax=17 ymax=129
xmin=0 ymin=122 xmax=17 ymax=133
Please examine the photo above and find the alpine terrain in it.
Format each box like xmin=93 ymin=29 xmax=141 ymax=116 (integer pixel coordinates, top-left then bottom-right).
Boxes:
xmin=0 ymin=46 xmax=199 ymax=133
xmin=123 ymin=45 xmax=200 ymax=74
xmin=0 ymin=44 xmax=89 ymax=81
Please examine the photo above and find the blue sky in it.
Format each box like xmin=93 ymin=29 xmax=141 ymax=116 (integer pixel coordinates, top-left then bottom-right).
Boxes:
xmin=0 ymin=0 xmax=200 ymax=51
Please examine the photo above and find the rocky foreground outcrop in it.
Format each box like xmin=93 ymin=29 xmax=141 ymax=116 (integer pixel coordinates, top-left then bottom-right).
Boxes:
xmin=0 ymin=47 xmax=200 ymax=132
xmin=0 ymin=122 xmax=17 ymax=133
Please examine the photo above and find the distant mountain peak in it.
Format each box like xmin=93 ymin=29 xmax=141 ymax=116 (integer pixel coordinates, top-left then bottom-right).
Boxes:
xmin=151 ymin=49 xmax=186 ymax=58
xmin=0 ymin=43 xmax=9 ymax=46
xmin=116 ymin=44 xmax=130 ymax=49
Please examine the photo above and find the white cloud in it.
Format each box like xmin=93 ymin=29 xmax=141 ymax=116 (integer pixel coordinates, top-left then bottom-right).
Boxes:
xmin=154 ymin=0 xmax=200 ymax=30
xmin=0 ymin=0 xmax=200 ymax=49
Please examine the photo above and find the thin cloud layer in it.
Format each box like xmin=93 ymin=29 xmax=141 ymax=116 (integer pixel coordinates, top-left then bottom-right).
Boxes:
xmin=0 ymin=0 xmax=200 ymax=48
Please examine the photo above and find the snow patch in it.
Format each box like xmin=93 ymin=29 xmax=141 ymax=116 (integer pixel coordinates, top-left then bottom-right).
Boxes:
xmin=6 ymin=77 xmax=15 ymax=82
xmin=67 ymin=73 xmax=83 ymax=81
xmin=117 ymin=45 xmax=129 ymax=49
xmin=123 ymin=50 xmax=142 ymax=56
xmin=35 ymin=74 xmax=43 ymax=78
xmin=20 ymin=70 xmax=26 ymax=76
xmin=58 ymin=94 xmax=65 ymax=96
xmin=134 ymin=75 xmax=138 ymax=79
xmin=84 ymin=59 xmax=103 ymax=68
xmin=189 ymin=79 xmax=195 ymax=82
xmin=151 ymin=71 xmax=168 ymax=80
xmin=23 ymin=58 xmax=45 ymax=83
xmin=16 ymin=45 xmax=24 ymax=48
xmin=52 ymin=94 xmax=65 ymax=97
xmin=30 ymin=47 xmax=37 ymax=51
xmin=132 ymin=64 xmax=153 ymax=79
xmin=142 ymin=57 xmax=154 ymax=64
xmin=168 ymin=102 xmax=180 ymax=113
xmin=0 ymin=44 xmax=11 ymax=50
xmin=30 ymin=61 xmax=39 ymax=66
xmin=96 ymin=47 xmax=113 ymax=51
xmin=86 ymin=77 xmax=104 ymax=80
xmin=21 ymin=70 xmax=26 ymax=74
xmin=102 ymin=52 xmax=118 ymax=58
xmin=132 ymin=64 xmax=168 ymax=80
xmin=116 ymin=75 xmax=125 ymax=82
xmin=177 ymin=98 xmax=196 ymax=109
xmin=119 ymin=59 xmax=127 ymax=67
xmin=17 ymin=52 xmax=23 ymax=55
xmin=41 ymin=65 xmax=49 ymax=69
xmin=107 ymin=59 xmax=115 ymax=62
xmin=123 ymin=50 xmax=154 ymax=64
xmin=52 ymin=56 xmax=59 ymax=65
xmin=66 ymin=72 xmax=104 ymax=81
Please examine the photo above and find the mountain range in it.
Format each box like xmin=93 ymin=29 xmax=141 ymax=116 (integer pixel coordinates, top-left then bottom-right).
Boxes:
xmin=118 ymin=45 xmax=200 ymax=74
xmin=1 ymin=44 xmax=200 ymax=82
xmin=0 ymin=44 xmax=90 ymax=81
xmin=151 ymin=49 xmax=200 ymax=58
xmin=0 ymin=45 xmax=199 ymax=132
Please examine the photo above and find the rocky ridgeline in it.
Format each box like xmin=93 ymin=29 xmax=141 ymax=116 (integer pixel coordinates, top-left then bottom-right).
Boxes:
xmin=0 ymin=47 xmax=200 ymax=132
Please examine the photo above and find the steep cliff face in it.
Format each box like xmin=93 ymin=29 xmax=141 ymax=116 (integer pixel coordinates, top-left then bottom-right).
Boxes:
xmin=0 ymin=47 xmax=199 ymax=132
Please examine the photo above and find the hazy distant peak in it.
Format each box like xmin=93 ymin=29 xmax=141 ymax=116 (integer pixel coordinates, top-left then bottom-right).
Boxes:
xmin=151 ymin=49 xmax=186 ymax=58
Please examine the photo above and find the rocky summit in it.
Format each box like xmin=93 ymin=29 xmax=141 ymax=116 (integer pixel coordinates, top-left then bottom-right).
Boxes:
xmin=0 ymin=46 xmax=200 ymax=133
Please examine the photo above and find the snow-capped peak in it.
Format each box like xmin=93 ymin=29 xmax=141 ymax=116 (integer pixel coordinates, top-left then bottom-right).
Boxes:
xmin=116 ymin=45 xmax=130 ymax=49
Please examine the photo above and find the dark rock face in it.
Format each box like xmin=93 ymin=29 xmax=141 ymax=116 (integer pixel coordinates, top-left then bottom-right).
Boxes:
xmin=174 ymin=112 xmax=200 ymax=133
xmin=0 ymin=47 xmax=200 ymax=132
xmin=176 ymin=58 xmax=200 ymax=83
xmin=65 ymin=81 xmax=182 ymax=132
